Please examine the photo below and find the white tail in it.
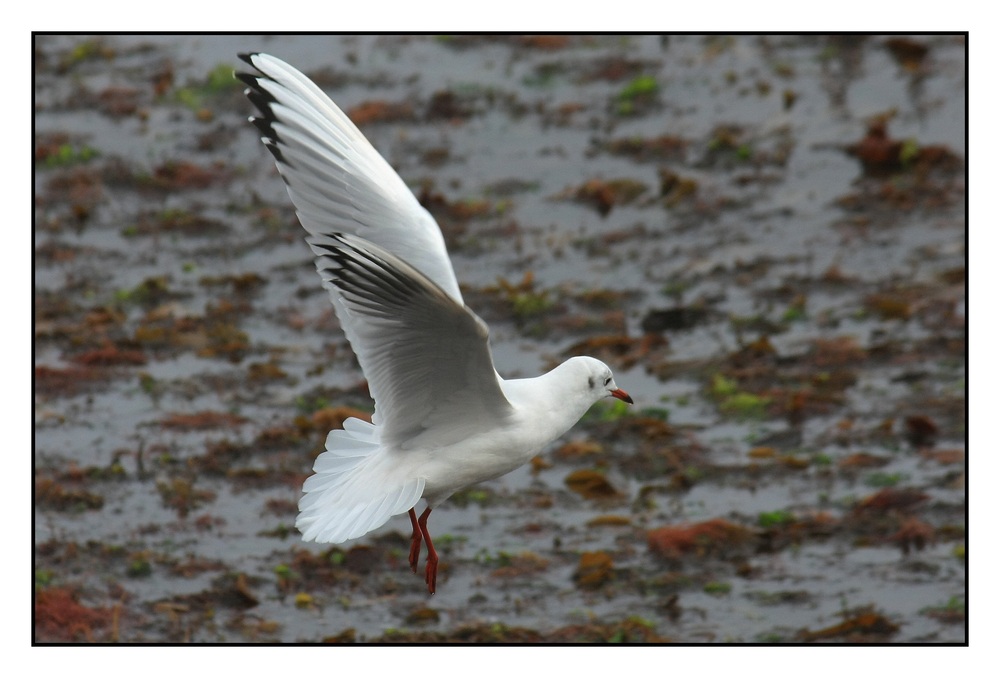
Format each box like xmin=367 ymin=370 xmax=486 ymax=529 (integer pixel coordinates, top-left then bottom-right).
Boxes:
xmin=296 ymin=417 xmax=425 ymax=543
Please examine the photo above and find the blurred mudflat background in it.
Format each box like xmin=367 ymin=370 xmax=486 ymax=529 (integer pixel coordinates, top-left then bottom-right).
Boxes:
xmin=34 ymin=34 xmax=965 ymax=643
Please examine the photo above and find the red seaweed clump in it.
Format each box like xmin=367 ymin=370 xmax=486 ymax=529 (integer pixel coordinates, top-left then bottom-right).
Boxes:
xmin=35 ymin=587 xmax=114 ymax=642
xmin=647 ymin=518 xmax=754 ymax=560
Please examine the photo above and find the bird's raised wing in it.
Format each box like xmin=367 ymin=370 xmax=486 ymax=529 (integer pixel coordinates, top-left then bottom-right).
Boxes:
xmin=308 ymin=232 xmax=513 ymax=448
xmin=236 ymin=52 xmax=463 ymax=304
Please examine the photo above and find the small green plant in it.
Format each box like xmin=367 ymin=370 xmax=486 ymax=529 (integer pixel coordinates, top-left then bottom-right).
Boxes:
xmin=474 ymin=549 xmax=514 ymax=567
xmin=205 ymin=63 xmax=239 ymax=93
xmin=172 ymin=62 xmax=242 ymax=111
xmin=920 ymin=596 xmax=965 ymax=623
xmin=607 ymin=629 xmax=628 ymax=643
xmin=139 ymin=372 xmax=157 ymax=395
xmin=450 ymin=488 xmax=490 ymax=506
xmin=619 ymin=75 xmax=658 ymax=100
xmin=681 ymin=465 xmax=704 ymax=483
xmin=771 ymin=60 xmax=795 ymax=77
xmin=433 ymin=533 xmax=468 ymax=548
xmin=260 ymin=523 xmax=292 ymax=539
xmin=755 ymin=631 xmax=788 ymax=643
xmin=711 ymin=373 xmax=738 ymax=397
xmin=639 ymin=407 xmax=669 ymax=421
xmin=294 ymin=395 xmax=330 ymax=414
xmin=510 ymin=290 xmax=552 ymax=318
xmin=88 ymin=461 xmax=127 ymax=480
xmin=127 ymin=557 xmax=152 ymax=578
xmin=661 ymin=280 xmax=689 ymax=297
xmin=865 ymin=472 xmax=906 ymax=488
xmin=758 ymin=510 xmax=795 ymax=529
xmin=817 ymin=45 xmax=840 ymax=62
xmin=583 ymin=398 xmax=632 ymax=423
xmin=522 ymin=63 xmax=563 ymax=88
xmin=42 ymin=143 xmax=98 ymax=168
xmin=35 ymin=569 xmax=55 ymax=590
xmin=616 ymin=75 xmax=659 ymax=115
xmin=703 ymin=581 xmax=732 ymax=595
xmin=606 ymin=617 xmax=658 ymax=643
xmin=61 ymin=39 xmax=112 ymax=68
xmin=721 ymin=392 xmax=770 ymax=419
xmin=782 ymin=301 xmax=807 ymax=322
xmin=710 ymin=373 xmax=771 ymax=420
xmin=899 ymin=138 xmax=920 ymax=166
xmin=706 ymin=127 xmax=754 ymax=162
xmin=114 ymin=276 xmax=171 ymax=307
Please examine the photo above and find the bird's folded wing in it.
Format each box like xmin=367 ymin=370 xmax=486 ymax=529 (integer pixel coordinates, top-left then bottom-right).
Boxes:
xmin=236 ymin=52 xmax=464 ymax=304
xmin=309 ymin=233 xmax=513 ymax=449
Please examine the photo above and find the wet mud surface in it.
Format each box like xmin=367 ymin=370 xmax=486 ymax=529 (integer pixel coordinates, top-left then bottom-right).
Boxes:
xmin=34 ymin=34 xmax=966 ymax=643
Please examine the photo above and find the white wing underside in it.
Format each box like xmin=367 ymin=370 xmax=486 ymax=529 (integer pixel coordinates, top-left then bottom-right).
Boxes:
xmin=237 ymin=52 xmax=463 ymax=304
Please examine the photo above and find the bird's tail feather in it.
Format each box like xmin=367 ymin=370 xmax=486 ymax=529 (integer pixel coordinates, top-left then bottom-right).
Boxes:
xmin=296 ymin=417 xmax=424 ymax=543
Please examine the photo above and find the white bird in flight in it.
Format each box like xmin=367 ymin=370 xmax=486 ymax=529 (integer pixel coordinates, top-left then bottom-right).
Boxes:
xmin=238 ymin=53 xmax=633 ymax=594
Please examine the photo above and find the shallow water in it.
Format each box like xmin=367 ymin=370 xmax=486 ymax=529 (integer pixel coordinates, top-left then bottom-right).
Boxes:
xmin=34 ymin=34 xmax=965 ymax=643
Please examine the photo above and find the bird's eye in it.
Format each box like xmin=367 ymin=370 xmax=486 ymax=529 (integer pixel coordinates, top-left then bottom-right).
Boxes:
xmin=604 ymin=376 xmax=611 ymax=386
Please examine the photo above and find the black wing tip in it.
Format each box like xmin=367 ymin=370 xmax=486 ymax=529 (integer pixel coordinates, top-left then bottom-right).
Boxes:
xmin=251 ymin=115 xmax=275 ymax=136
xmin=237 ymin=52 xmax=258 ymax=65
xmin=236 ymin=53 xmax=277 ymax=111
xmin=263 ymin=140 xmax=287 ymax=165
xmin=246 ymin=87 xmax=277 ymax=113
xmin=240 ymin=65 xmax=295 ymax=170
xmin=234 ymin=71 xmax=261 ymax=89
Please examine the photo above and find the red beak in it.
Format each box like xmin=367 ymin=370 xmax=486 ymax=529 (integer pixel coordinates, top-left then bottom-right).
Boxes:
xmin=610 ymin=388 xmax=634 ymax=404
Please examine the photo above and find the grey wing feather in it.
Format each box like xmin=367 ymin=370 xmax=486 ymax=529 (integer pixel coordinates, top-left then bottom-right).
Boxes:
xmin=308 ymin=233 xmax=513 ymax=448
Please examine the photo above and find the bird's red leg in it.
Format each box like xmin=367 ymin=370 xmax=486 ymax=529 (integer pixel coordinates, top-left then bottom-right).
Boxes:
xmin=407 ymin=507 xmax=422 ymax=573
xmin=417 ymin=507 xmax=438 ymax=594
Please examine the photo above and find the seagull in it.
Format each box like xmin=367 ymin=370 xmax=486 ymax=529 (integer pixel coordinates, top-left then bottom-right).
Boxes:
xmin=237 ymin=53 xmax=633 ymax=594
